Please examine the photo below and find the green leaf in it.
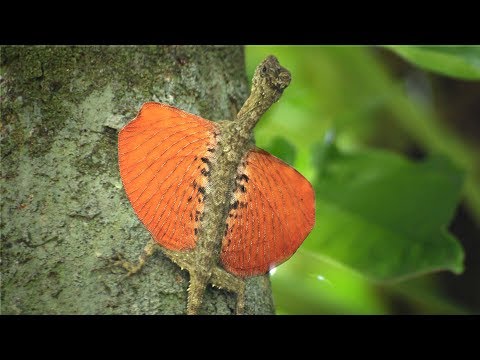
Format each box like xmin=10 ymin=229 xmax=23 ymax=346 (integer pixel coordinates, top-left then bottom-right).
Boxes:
xmin=305 ymin=144 xmax=465 ymax=282
xmin=270 ymin=250 xmax=390 ymax=314
xmin=270 ymin=250 xmax=468 ymax=314
xmin=385 ymin=46 xmax=480 ymax=80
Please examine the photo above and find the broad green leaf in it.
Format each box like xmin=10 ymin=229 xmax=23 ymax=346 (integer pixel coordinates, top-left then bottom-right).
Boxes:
xmin=305 ymin=144 xmax=465 ymax=281
xmin=271 ymin=250 xmax=467 ymax=314
xmin=270 ymin=250 xmax=390 ymax=314
xmin=385 ymin=46 xmax=480 ymax=80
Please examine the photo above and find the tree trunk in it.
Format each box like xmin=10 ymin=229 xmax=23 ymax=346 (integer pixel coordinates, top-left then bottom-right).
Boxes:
xmin=0 ymin=45 xmax=275 ymax=315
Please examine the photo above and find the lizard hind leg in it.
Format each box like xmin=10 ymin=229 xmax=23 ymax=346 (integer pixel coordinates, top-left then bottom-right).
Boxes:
xmin=211 ymin=266 xmax=246 ymax=315
xmin=160 ymin=248 xmax=208 ymax=315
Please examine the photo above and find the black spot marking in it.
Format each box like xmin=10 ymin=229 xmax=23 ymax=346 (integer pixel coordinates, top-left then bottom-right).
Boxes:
xmin=239 ymin=202 xmax=247 ymax=208
xmin=201 ymin=168 xmax=210 ymax=176
xmin=200 ymin=157 xmax=211 ymax=165
xmin=198 ymin=197 xmax=202 ymax=203
xmin=228 ymin=213 xmax=233 ymax=218
xmin=198 ymin=187 xmax=205 ymax=195
xmin=194 ymin=156 xmax=198 ymax=160
xmin=195 ymin=214 xmax=199 ymax=221
xmin=187 ymin=196 xmax=192 ymax=202
xmin=189 ymin=213 xmax=193 ymax=220
xmin=196 ymin=210 xmax=201 ymax=215
xmin=239 ymin=174 xmax=249 ymax=182
xmin=207 ymin=148 xmax=215 ymax=153
xmin=192 ymin=180 xmax=197 ymax=189
xmin=194 ymin=228 xmax=198 ymax=235
xmin=231 ymin=200 xmax=239 ymax=210
xmin=239 ymin=185 xmax=246 ymax=193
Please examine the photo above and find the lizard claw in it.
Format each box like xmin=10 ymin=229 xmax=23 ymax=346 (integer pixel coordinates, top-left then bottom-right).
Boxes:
xmin=94 ymin=251 xmax=137 ymax=276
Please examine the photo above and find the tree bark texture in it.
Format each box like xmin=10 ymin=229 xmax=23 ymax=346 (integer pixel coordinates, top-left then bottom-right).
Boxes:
xmin=0 ymin=45 xmax=275 ymax=314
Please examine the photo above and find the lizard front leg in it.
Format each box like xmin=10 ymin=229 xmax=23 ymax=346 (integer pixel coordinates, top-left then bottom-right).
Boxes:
xmin=114 ymin=239 xmax=157 ymax=276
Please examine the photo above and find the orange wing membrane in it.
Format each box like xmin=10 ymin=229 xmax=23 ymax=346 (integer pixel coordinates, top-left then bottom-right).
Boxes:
xmin=221 ymin=148 xmax=315 ymax=277
xmin=118 ymin=102 xmax=218 ymax=251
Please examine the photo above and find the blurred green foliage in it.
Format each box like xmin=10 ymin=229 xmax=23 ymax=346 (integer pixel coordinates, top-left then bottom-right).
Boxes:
xmin=385 ymin=46 xmax=480 ymax=80
xmin=245 ymin=46 xmax=480 ymax=314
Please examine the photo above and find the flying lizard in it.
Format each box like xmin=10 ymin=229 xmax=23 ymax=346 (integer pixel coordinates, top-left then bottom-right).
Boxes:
xmin=116 ymin=55 xmax=315 ymax=314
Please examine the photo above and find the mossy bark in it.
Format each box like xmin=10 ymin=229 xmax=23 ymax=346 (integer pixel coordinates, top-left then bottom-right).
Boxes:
xmin=0 ymin=45 xmax=275 ymax=314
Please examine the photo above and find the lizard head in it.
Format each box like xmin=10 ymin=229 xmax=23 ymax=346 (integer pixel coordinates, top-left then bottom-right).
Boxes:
xmin=251 ymin=55 xmax=291 ymax=104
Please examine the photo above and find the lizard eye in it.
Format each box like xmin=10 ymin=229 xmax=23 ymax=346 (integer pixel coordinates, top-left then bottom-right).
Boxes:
xmin=261 ymin=65 xmax=267 ymax=75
